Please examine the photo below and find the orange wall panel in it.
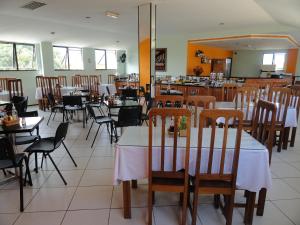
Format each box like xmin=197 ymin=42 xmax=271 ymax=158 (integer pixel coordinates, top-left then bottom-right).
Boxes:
xmin=286 ymin=49 xmax=298 ymax=74
xmin=187 ymin=43 xmax=233 ymax=75
xmin=139 ymin=38 xmax=150 ymax=88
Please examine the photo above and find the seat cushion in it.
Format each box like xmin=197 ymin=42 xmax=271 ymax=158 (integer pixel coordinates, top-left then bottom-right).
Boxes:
xmin=95 ymin=116 xmax=113 ymax=124
xmin=0 ymin=153 xmax=26 ymax=169
xmin=15 ymin=135 xmax=39 ymax=145
xmin=25 ymin=137 xmax=55 ymax=152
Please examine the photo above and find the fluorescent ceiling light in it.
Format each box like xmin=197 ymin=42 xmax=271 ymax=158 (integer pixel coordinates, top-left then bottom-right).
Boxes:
xmin=105 ymin=11 xmax=119 ymax=19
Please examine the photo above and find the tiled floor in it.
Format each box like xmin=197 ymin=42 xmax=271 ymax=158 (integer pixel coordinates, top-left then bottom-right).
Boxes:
xmin=1 ymin=106 xmax=300 ymax=225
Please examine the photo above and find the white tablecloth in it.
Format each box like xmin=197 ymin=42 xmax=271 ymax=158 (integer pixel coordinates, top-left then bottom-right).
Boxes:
xmin=215 ymin=101 xmax=297 ymax=128
xmin=35 ymin=86 xmax=84 ymax=100
xmin=0 ymin=91 xmax=10 ymax=101
xmin=99 ymin=84 xmax=117 ymax=96
xmin=114 ymin=127 xmax=272 ymax=192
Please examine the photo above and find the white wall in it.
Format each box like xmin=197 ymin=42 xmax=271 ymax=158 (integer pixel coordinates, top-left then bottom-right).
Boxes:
xmin=0 ymin=42 xmax=126 ymax=105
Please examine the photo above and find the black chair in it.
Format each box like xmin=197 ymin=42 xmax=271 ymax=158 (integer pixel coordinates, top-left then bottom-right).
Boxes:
xmin=63 ymin=95 xmax=87 ymax=128
xmin=106 ymin=86 xmax=111 ymax=96
xmin=12 ymin=96 xmax=28 ymax=116
xmin=141 ymin=96 xmax=153 ymax=126
xmin=24 ymin=122 xmax=77 ymax=185
xmin=86 ymin=104 xmax=114 ymax=148
xmin=47 ymin=93 xmax=63 ymax=125
xmin=15 ymin=110 xmax=40 ymax=146
xmin=113 ymin=105 xmax=142 ymax=141
xmin=121 ymin=88 xmax=138 ymax=101
xmin=0 ymin=137 xmax=32 ymax=212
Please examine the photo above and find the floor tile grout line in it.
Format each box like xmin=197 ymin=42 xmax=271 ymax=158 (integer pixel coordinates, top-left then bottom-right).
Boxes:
xmin=270 ymin=200 xmax=297 ymax=225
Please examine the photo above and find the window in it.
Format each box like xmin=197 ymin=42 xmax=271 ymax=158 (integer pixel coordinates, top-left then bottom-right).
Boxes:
xmin=106 ymin=50 xmax=117 ymax=69
xmin=0 ymin=42 xmax=36 ymax=71
xmin=95 ymin=49 xmax=117 ymax=70
xmin=95 ymin=49 xmax=106 ymax=69
xmin=53 ymin=46 xmax=83 ymax=70
xmin=262 ymin=52 xmax=286 ymax=71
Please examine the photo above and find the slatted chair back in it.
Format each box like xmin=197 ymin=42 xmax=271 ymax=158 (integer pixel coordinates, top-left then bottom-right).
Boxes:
xmin=8 ymin=79 xmax=23 ymax=100
xmin=41 ymin=76 xmax=51 ymax=98
xmin=154 ymin=95 xmax=184 ymax=108
xmin=89 ymin=75 xmax=99 ymax=95
xmin=268 ymin=87 xmax=291 ymax=125
xmin=81 ymin=75 xmax=89 ymax=90
xmin=35 ymin=76 xmax=43 ymax=88
xmin=290 ymin=85 xmax=300 ymax=112
xmin=0 ymin=78 xmax=12 ymax=91
xmin=252 ymin=100 xmax=276 ymax=164
xmin=72 ymin=75 xmax=82 ymax=87
xmin=235 ymin=86 xmax=258 ymax=127
xmin=187 ymin=86 xmax=210 ymax=96
xmin=222 ymin=83 xmax=237 ymax=101
xmin=108 ymin=74 xmax=115 ymax=84
xmin=186 ymin=95 xmax=216 ymax=127
xmin=58 ymin=76 xmax=67 ymax=87
xmin=49 ymin=77 xmax=61 ymax=101
xmin=195 ymin=109 xmax=243 ymax=192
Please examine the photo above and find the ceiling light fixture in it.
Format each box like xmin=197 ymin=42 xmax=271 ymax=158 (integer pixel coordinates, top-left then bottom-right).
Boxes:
xmin=85 ymin=16 xmax=91 ymax=19
xmin=219 ymin=22 xmax=225 ymax=26
xmin=105 ymin=11 xmax=119 ymax=19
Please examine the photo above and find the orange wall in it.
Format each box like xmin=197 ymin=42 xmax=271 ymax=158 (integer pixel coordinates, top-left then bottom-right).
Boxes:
xmin=286 ymin=49 xmax=299 ymax=74
xmin=139 ymin=38 xmax=150 ymax=88
xmin=187 ymin=43 xmax=233 ymax=75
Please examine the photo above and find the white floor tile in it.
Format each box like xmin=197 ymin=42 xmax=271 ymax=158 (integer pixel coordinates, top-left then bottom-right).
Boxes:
xmin=273 ymin=199 xmax=300 ymax=225
xmin=62 ymin=209 xmax=109 ymax=225
xmin=79 ymin=169 xmax=113 ymax=186
xmin=14 ymin=211 xmax=65 ymax=225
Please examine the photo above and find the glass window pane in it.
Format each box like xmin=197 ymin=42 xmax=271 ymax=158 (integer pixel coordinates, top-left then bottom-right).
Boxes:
xmin=95 ymin=49 xmax=106 ymax=69
xmin=16 ymin=44 xmax=35 ymax=70
xmin=0 ymin=43 xmax=15 ymax=70
xmin=263 ymin=53 xmax=273 ymax=65
xmin=69 ymin=48 xmax=83 ymax=70
xmin=274 ymin=53 xmax=286 ymax=71
xmin=53 ymin=47 xmax=68 ymax=70
xmin=106 ymin=50 xmax=117 ymax=70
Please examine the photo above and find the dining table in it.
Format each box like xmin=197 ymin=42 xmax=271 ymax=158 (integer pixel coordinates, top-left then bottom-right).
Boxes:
xmin=113 ymin=126 xmax=272 ymax=224
xmin=160 ymin=89 xmax=183 ymax=96
xmin=0 ymin=100 xmax=11 ymax=106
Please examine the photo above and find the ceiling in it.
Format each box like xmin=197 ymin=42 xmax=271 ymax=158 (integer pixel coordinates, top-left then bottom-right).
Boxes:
xmin=0 ymin=0 xmax=299 ymax=49
xmin=190 ymin=35 xmax=299 ymax=50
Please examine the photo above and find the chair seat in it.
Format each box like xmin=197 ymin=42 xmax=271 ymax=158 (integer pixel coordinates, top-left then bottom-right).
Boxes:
xmin=25 ymin=137 xmax=55 ymax=152
xmin=191 ymin=177 xmax=232 ymax=189
xmin=65 ymin=106 xmax=85 ymax=110
xmin=15 ymin=135 xmax=39 ymax=145
xmin=0 ymin=153 xmax=25 ymax=169
xmin=95 ymin=116 xmax=113 ymax=124
xmin=152 ymin=177 xmax=185 ymax=186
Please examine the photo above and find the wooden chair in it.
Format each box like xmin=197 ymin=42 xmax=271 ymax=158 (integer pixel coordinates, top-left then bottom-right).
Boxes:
xmin=289 ymin=85 xmax=300 ymax=147
xmin=190 ymin=109 xmax=243 ymax=225
xmin=268 ymin=87 xmax=291 ymax=152
xmin=8 ymin=79 xmax=23 ymax=100
xmin=154 ymin=95 xmax=184 ymax=108
xmin=235 ymin=87 xmax=258 ymax=132
xmin=81 ymin=75 xmax=89 ymax=90
xmin=222 ymin=83 xmax=237 ymax=101
xmin=49 ymin=77 xmax=61 ymax=102
xmin=58 ymin=76 xmax=67 ymax=87
xmin=108 ymin=74 xmax=116 ymax=84
xmin=148 ymin=108 xmax=192 ymax=225
xmin=186 ymin=95 xmax=216 ymax=127
xmin=0 ymin=78 xmax=10 ymax=91
xmin=89 ymin=75 xmax=100 ymax=101
xmin=72 ymin=75 xmax=81 ymax=87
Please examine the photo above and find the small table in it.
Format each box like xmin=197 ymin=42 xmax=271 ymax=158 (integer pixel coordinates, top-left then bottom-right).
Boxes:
xmin=160 ymin=90 xmax=183 ymax=95
xmin=0 ymin=117 xmax=44 ymax=135
xmin=104 ymin=100 xmax=139 ymax=117
xmin=0 ymin=100 xmax=11 ymax=106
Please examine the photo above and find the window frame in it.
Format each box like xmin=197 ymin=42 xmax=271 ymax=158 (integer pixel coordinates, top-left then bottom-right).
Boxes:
xmin=0 ymin=41 xmax=37 ymax=71
xmin=95 ymin=49 xmax=117 ymax=70
xmin=53 ymin=45 xmax=84 ymax=71
xmin=262 ymin=52 xmax=287 ymax=71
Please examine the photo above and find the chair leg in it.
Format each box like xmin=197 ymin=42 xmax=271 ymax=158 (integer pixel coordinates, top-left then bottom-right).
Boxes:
xmin=214 ymin=194 xmax=220 ymax=209
xmin=2 ymin=169 xmax=7 ymax=176
xmin=225 ymin=195 xmax=234 ymax=225
xmin=19 ymin=164 xmax=24 ymax=212
xmin=34 ymin=152 xmax=38 ymax=173
xmin=47 ymin=112 xmax=53 ymax=125
xmin=62 ymin=142 xmax=77 ymax=167
xmin=256 ymin=188 xmax=267 ymax=216
xmin=181 ymin=191 xmax=188 ymax=225
xmin=148 ymin=187 xmax=153 ymax=225
xmin=53 ymin=111 xmax=57 ymax=120
xmin=290 ymin=127 xmax=297 ymax=147
xmin=86 ymin=120 xmax=94 ymax=140
xmin=47 ymin=154 xmax=67 ymax=185
xmin=191 ymin=189 xmax=199 ymax=225
xmin=91 ymin=124 xmax=101 ymax=148
xmin=110 ymin=122 xmax=113 ymax=144
xmin=277 ymin=129 xmax=284 ymax=152
xmin=24 ymin=157 xmax=33 ymax=186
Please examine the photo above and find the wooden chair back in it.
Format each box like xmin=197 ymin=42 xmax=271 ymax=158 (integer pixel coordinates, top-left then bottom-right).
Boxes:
xmin=41 ymin=77 xmax=51 ymax=98
xmin=108 ymin=74 xmax=115 ymax=84
xmin=49 ymin=77 xmax=61 ymax=101
xmin=148 ymin=107 xmax=191 ymax=190
xmin=8 ymin=79 xmax=23 ymax=100
xmin=235 ymin=86 xmax=258 ymax=122
xmin=290 ymin=85 xmax=300 ymax=115
xmin=89 ymin=75 xmax=100 ymax=97
xmin=58 ymin=76 xmax=67 ymax=87
xmin=72 ymin=75 xmax=82 ymax=87
xmin=154 ymin=95 xmax=184 ymax=108
xmin=252 ymin=100 xmax=276 ymax=164
xmin=81 ymin=75 xmax=89 ymax=90
xmin=36 ymin=76 xmax=43 ymax=88
xmin=186 ymin=95 xmax=216 ymax=127
xmin=0 ymin=78 xmax=11 ymax=91
xmin=222 ymin=83 xmax=237 ymax=101
xmin=187 ymin=86 xmax=210 ymax=96
xmin=195 ymin=109 xmax=243 ymax=191
xmin=268 ymin=87 xmax=291 ymax=124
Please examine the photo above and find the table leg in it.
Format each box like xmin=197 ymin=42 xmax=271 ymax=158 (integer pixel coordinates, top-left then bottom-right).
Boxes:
xmin=282 ymin=127 xmax=290 ymax=150
xmin=244 ymin=191 xmax=256 ymax=225
xmin=131 ymin=180 xmax=138 ymax=189
xmin=123 ymin=181 xmax=131 ymax=218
